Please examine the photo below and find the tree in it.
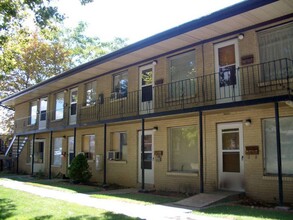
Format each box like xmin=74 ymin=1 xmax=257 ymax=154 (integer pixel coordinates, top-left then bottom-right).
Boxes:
xmin=0 ymin=0 xmax=93 ymax=46
xmin=68 ymin=153 xmax=92 ymax=183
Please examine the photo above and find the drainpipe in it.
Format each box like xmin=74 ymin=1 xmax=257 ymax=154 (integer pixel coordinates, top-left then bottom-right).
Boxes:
xmin=199 ymin=111 xmax=204 ymax=193
xmin=16 ymin=136 xmax=20 ymax=174
xmin=141 ymin=118 xmax=145 ymax=190
xmin=274 ymin=102 xmax=283 ymax=206
xmin=73 ymin=127 xmax=76 ymax=157
xmin=31 ymin=133 xmax=35 ymax=176
xmin=49 ymin=130 xmax=53 ymax=179
xmin=103 ymin=123 xmax=107 ymax=186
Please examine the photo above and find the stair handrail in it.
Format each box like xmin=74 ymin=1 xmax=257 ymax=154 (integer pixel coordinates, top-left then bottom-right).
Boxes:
xmin=4 ymin=135 xmax=16 ymax=157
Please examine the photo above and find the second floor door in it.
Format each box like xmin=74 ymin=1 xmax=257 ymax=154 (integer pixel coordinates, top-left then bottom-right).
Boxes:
xmin=214 ymin=39 xmax=241 ymax=103
xmin=69 ymin=88 xmax=78 ymax=125
xmin=38 ymin=97 xmax=47 ymax=130
xmin=139 ymin=64 xmax=154 ymax=114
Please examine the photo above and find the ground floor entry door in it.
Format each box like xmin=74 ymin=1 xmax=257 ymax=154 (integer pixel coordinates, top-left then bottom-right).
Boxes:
xmin=217 ymin=122 xmax=244 ymax=191
xmin=32 ymin=140 xmax=45 ymax=173
xmin=138 ymin=130 xmax=154 ymax=185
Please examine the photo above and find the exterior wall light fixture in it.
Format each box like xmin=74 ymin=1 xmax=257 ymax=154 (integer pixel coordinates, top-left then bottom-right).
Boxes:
xmin=244 ymin=119 xmax=251 ymax=126
xmin=238 ymin=33 xmax=244 ymax=40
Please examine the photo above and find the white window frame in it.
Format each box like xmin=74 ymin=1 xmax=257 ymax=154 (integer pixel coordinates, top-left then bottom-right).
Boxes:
xmin=82 ymin=134 xmax=95 ymax=160
xmin=55 ymin=92 xmax=64 ymax=120
xmin=30 ymin=101 xmax=38 ymax=125
xmin=168 ymin=50 xmax=196 ymax=99
xmin=85 ymin=81 xmax=97 ymax=106
xmin=168 ymin=125 xmax=198 ymax=173
xmin=52 ymin=137 xmax=62 ymax=166
xmin=111 ymin=132 xmax=127 ymax=161
xmin=263 ymin=116 xmax=293 ymax=175
xmin=112 ymin=71 xmax=128 ymax=99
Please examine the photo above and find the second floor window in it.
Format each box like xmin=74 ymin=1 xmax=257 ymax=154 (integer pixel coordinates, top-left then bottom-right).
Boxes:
xmin=85 ymin=81 xmax=97 ymax=106
xmin=55 ymin=92 xmax=64 ymax=120
xmin=168 ymin=50 xmax=196 ymax=99
xmin=30 ymin=101 xmax=37 ymax=125
xmin=112 ymin=71 xmax=128 ymax=99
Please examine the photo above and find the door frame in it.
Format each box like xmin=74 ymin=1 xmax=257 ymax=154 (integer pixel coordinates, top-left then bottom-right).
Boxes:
xmin=139 ymin=64 xmax=155 ymax=114
xmin=214 ymin=39 xmax=241 ymax=103
xmin=217 ymin=122 xmax=244 ymax=191
xmin=69 ymin=87 xmax=78 ymax=125
xmin=138 ymin=130 xmax=154 ymax=185
xmin=32 ymin=139 xmax=45 ymax=173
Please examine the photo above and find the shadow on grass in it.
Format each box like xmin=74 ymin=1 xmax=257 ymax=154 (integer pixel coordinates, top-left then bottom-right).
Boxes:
xmin=64 ymin=212 xmax=142 ymax=220
xmin=30 ymin=215 xmax=53 ymax=220
xmin=198 ymin=205 xmax=293 ymax=220
xmin=0 ymin=198 xmax=16 ymax=219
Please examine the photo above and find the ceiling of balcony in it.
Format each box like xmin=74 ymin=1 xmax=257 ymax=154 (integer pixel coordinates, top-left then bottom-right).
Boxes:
xmin=2 ymin=0 xmax=293 ymax=106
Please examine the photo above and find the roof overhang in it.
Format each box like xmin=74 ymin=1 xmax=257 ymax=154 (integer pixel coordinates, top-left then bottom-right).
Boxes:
xmin=2 ymin=0 xmax=293 ymax=106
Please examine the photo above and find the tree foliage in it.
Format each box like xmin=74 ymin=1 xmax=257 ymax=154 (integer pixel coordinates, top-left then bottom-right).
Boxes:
xmin=68 ymin=153 xmax=92 ymax=183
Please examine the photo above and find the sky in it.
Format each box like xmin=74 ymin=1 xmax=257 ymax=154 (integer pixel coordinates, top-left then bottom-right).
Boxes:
xmin=53 ymin=0 xmax=243 ymax=44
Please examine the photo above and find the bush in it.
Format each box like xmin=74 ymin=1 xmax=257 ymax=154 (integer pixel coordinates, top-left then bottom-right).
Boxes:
xmin=68 ymin=153 xmax=92 ymax=184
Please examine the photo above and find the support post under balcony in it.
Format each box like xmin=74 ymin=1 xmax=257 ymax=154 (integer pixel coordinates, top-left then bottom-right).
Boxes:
xmin=31 ymin=133 xmax=35 ymax=176
xmin=140 ymin=118 xmax=145 ymax=191
xmin=49 ymin=130 xmax=53 ymax=179
xmin=274 ymin=102 xmax=283 ymax=206
xmin=73 ymin=127 xmax=77 ymax=157
xmin=199 ymin=111 xmax=204 ymax=193
xmin=16 ymin=136 xmax=20 ymax=174
xmin=103 ymin=124 xmax=107 ymax=186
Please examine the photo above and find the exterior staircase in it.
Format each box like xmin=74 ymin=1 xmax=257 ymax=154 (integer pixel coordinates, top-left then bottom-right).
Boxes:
xmin=5 ymin=135 xmax=28 ymax=158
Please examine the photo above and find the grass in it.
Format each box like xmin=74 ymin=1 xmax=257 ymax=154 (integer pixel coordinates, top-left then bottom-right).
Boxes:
xmin=92 ymin=193 xmax=183 ymax=205
xmin=193 ymin=204 xmax=293 ymax=220
xmin=0 ymin=186 xmax=140 ymax=220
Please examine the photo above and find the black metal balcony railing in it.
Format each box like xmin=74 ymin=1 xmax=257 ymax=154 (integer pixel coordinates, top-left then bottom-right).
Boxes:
xmin=15 ymin=58 xmax=293 ymax=133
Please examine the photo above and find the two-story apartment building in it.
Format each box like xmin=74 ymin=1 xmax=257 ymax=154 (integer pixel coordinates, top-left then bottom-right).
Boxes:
xmin=1 ymin=0 xmax=293 ymax=204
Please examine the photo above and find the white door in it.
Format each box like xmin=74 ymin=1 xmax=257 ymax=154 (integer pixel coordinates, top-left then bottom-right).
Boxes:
xmin=139 ymin=64 xmax=154 ymax=114
xmin=38 ymin=97 xmax=48 ymax=129
xmin=218 ymin=122 xmax=244 ymax=191
xmin=69 ymin=88 xmax=78 ymax=125
xmin=138 ymin=130 xmax=154 ymax=184
xmin=32 ymin=140 xmax=45 ymax=173
xmin=214 ymin=39 xmax=241 ymax=103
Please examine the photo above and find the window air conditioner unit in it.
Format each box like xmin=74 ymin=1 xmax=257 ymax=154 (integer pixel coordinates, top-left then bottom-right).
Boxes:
xmin=107 ymin=151 xmax=120 ymax=160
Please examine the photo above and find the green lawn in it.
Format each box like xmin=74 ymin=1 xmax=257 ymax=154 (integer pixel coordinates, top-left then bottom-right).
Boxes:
xmin=194 ymin=204 xmax=293 ymax=220
xmin=0 ymin=186 xmax=140 ymax=220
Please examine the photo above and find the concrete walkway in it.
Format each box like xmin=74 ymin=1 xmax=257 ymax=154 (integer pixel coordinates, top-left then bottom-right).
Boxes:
xmin=0 ymin=178 xmax=227 ymax=220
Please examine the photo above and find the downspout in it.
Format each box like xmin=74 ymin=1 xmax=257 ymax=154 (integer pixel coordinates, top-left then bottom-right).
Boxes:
xmin=199 ymin=111 xmax=204 ymax=193
xmin=274 ymin=102 xmax=283 ymax=206
xmin=31 ymin=133 xmax=35 ymax=176
xmin=16 ymin=136 xmax=20 ymax=174
xmin=73 ymin=127 xmax=76 ymax=157
xmin=141 ymin=118 xmax=145 ymax=191
xmin=49 ymin=130 xmax=53 ymax=179
xmin=103 ymin=123 xmax=107 ymax=186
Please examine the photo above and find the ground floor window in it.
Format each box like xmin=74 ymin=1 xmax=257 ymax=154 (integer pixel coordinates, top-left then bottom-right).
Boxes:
xmin=82 ymin=135 xmax=95 ymax=160
xmin=263 ymin=116 xmax=293 ymax=175
xmin=53 ymin=138 xmax=62 ymax=166
xmin=168 ymin=125 xmax=198 ymax=172
xmin=111 ymin=132 xmax=127 ymax=160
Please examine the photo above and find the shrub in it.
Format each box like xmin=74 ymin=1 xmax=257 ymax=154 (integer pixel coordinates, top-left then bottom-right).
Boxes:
xmin=68 ymin=153 xmax=92 ymax=184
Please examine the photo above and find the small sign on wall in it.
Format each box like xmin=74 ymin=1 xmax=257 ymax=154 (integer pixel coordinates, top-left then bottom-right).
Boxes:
xmin=245 ymin=146 xmax=259 ymax=155
xmin=154 ymin=150 xmax=163 ymax=162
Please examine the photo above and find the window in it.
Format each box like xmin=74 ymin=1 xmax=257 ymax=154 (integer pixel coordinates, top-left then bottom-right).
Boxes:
xmin=168 ymin=50 xmax=196 ymax=99
xmin=258 ymin=23 xmax=293 ymax=81
xmin=53 ymin=138 xmax=62 ymax=166
xmin=29 ymin=101 xmax=37 ymax=125
xmin=112 ymin=71 xmax=128 ymax=99
xmin=263 ymin=117 xmax=293 ymax=175
xmin=169 ymin=125 xmax=198 ymax=172
xmin=111 ymin=132 xmax=127 ymax=160
xmin=82 ymin=135 xmax=95 ymax=160
xmin=85 ymin=81 xmax=97 ymax=106
xmin=55 ymin=92 xmax=64 ymax=120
